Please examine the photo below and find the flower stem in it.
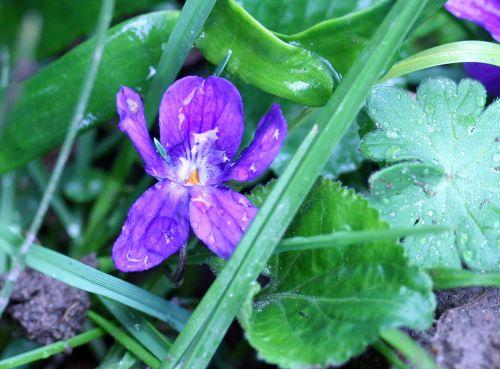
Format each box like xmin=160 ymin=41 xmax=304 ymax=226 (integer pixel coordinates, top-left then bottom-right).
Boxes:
xmin=0 ymin=0 xmax=115 ymax=317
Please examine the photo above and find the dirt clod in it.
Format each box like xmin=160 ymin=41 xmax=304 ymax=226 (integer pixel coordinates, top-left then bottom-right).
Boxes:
xmin=2 ymin=254 xmax=97 ymax=344
xmin=417 ymin=288 xmax=500 ymax=369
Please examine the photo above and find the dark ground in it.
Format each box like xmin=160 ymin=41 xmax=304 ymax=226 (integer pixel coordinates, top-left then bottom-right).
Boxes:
xmin=2 ymin=261 xmax=499 ymax=369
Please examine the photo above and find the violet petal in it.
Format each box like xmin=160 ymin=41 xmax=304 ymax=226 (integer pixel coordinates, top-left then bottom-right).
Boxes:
xmin=116 ymin=87 xmax=171 ymax=178
xmin=227 ymin=104 xmax=287 ymax=182
xmin=464 ymin=63 xmax=500 ymax=97
xmin=112 ymin=180 xmax=189 ymax=272
xmin=188 ymin=186 xmax=257 ymax=259
xmin=445 ymin=0 xmax=500 ymax=41
xmin=159 ymin=76 xmax=244 ymax=160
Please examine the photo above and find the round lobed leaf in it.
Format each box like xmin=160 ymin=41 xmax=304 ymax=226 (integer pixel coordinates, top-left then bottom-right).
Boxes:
xmin=361 ymin=78 xmax=500 ymax=271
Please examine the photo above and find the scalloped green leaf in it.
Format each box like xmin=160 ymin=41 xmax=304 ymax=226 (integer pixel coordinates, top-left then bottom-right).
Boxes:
xmin=241 ymin=179 xmax=434 ymax=368
xmin=360 ymin=78 xmax=500 ymax=271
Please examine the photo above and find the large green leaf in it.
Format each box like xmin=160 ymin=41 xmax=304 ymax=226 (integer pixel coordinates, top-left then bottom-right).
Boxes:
xmin=0 ymin=0 xmax=436 ymax=175
xmin=0 ymin=2 xmax=337 ymax=173
xmin=0 ymin=11 xmax=178 ymax=173
xmin=239 ymin=0 xmax=383 ymax=34
xmin=241 ymin=179 xmax=434 ymax=368
xmin=0 ymin=0 xmax=168 ymax=58
xmin=195 ymin=0 xmax=334 ymax=107
xmin=279 ymin=1 xmax=394 ymax=75
xmin=279 ymin=1 xmax=446 ymax=76
xmin=360 ymin=78 xmax=500 ymax=271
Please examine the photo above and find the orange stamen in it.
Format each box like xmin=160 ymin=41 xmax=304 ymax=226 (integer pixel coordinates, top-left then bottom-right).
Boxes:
xmin=186 ymin=169 xmax=200 ymax=185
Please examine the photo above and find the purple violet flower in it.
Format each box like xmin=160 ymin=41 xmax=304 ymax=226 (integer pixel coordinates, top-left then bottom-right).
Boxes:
xmin=112 ymin=76 xmax=287 ymax=272
xmin=445 ymin=0 xmax=500 ymax=96
xmin=445 ymin=0 xmax=500 ymax=40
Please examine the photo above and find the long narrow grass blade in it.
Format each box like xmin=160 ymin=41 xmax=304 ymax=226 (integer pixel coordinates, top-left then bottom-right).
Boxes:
xmin=0 ymin=225 xmax=189 ymax=330
xmin=144 ymin=0 xmax=218 ymax=120
xmin=0 ymin=0 xmax=115 ymax=317
xmin=27 ymin=160 xmax=81 ymax=239
xmin=0 ymin=11 xmax=42 ymax=132
xmin=381 ymin=41 xmax=500 ymax=81
xmin=96 ymin=344 xmax=137 ymax=369
xmin=429 ymin=268 xmax=500 ymax=289
xmin=88 ymin=311 xmax=161 ymax=369
xmin=380 ymin=328 xmax=440 ymax=369
xmin=373 ymin=341 xmax=412 ymax=369
xmin=161 ymin=2 xmax=440 ymax=368
xmin=100 ymin=297 xmax=172 ymax=359
xmin=0 ymin=172 xmax=16 ymax=273
xmin=77 ymin=144 xmax=136 ymax=256
xmin=0 ymin=328 xmax=104 ymax=369
xmin=277 ymin=225 xmax=450 ymax=253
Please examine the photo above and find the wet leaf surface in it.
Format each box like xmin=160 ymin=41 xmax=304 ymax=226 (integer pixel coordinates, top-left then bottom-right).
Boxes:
xmin=361 ymin=78 xmax=500 ymax=271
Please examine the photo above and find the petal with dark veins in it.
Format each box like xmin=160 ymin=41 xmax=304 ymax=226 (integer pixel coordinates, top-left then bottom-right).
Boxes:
xmin=112 ymin=180 xmax=189 ymax=272
xmin=188 ymin=186 xmax=257 ymax=259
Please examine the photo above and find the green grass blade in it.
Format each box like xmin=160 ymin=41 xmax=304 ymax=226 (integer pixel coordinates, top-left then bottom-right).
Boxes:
xmin=0 ymin=173 xmax=16 ymax=273
xmin=429 ymin=268 xmax=500 ymax=289
xmin=0 ymin=11 xmax=41 ymax=132
xmin=96 ymin=344 xmax=137 ymax=369
xmin=88 ymin=311 xmax=161 ymax=369
xmin=381 ymin=41 xmax=500 ymax=81
xmin=76 ymin=144 xmax=136 ymax=256
xmin=100 ymin=297 xmax=171 ymax=360
xmin=0 ymin=225 xmax=189 ymax=330
xmin=0 ymin=328 xmax=104 ymax=369
xmin=27 ymin=160 xmax=81 ymax=239
xmin=373 ymin=341 xmax=413 ymax=369
xmin=159 ymin=225 xmax=451 ymax=267
xmin=0 ymin=0 xmax=115 ymax=317
xmin=380 ymin=328 xmax=439 ymax=369
xmin=161 ymin=1 xmax=441 ymax=368
xmin=276 ymin=225 xmax=450 ymax=253
xmin=144 ymin=0 xmax=217 ymax=120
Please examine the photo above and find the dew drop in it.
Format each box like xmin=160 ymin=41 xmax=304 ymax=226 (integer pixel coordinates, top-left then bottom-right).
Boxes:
xmin=385 ymin=130 xmax=399 ymax=139
xmin=126 ymin=98 xmax=138 ymax=113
